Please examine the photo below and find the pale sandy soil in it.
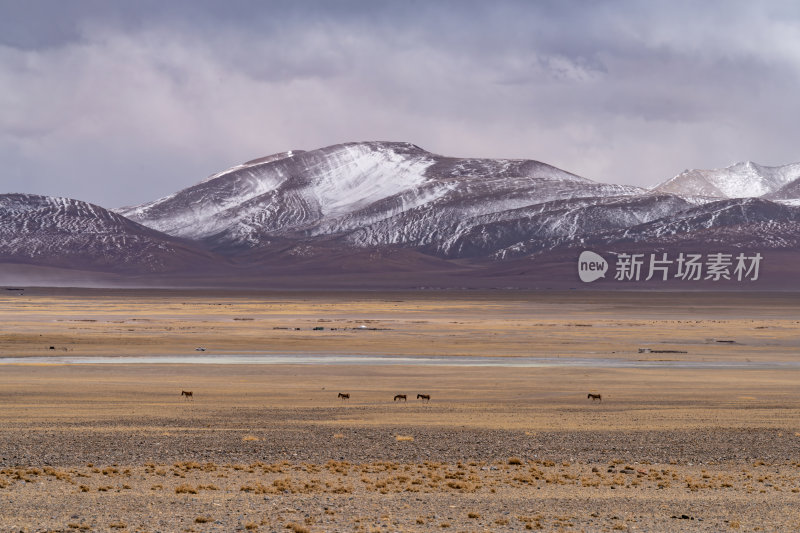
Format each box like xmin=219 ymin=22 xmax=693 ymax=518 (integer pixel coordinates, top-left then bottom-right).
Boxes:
xmin=1 ymin=290 xmax=800 ymax=532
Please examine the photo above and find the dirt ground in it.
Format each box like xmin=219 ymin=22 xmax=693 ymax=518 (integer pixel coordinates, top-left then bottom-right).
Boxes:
xmin=1 ymin=289 xmax=799 ymax=532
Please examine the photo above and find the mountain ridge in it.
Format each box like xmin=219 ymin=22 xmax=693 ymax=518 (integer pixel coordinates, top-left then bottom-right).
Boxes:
xmin=2 ymin=141 xmax=799 ymax=288
xmin=118 ymin=141 xmax=644 ymax=258
xmin=651 ymin=160 xmax=800 ymax=199
xmin=0 ymin=193 xmax=229 ymax=275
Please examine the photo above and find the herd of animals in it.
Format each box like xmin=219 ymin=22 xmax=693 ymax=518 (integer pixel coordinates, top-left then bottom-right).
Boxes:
xmin=181 ymin=390 xmax=602 ymax=402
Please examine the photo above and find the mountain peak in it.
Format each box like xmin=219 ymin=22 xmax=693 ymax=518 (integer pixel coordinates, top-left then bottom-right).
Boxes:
xmin=652 ymin=160 xmax=800 ymax=199
xmin=116 ymin=141 xmax=628 ymax=246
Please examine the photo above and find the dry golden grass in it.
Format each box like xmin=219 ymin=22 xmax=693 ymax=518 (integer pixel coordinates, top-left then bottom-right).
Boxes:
xmin=175 ymin=484 xmax=197 ymax=494
xmin=3 ymin=289 xmax=800 ymax=363
xmin=2 ymin=291 xmax=800 ymax=434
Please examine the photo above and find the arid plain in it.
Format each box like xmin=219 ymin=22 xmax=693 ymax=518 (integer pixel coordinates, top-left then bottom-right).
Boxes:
xmin=1 ymin=289 xmax=800 ymax=532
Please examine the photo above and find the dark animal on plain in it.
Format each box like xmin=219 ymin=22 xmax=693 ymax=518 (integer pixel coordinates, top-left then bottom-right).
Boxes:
xmin=338 ymin=392 xmax=350 ymax=400
xmin=417 ymin=394 xmax=430 ymax=402
xmin=587 ymin=393 xmax=601 ymax=402
xmin=181 ymin=390 xmax=193 ymax=400
xmin=394 ymin=394 xmax=407 ymax=402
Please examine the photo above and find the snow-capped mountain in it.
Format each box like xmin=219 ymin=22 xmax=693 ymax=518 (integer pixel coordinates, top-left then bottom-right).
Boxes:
xmin=0 ymin=194 xmax=223 ymax=273
xmin=3 ymin=142 xmax=799 ymax=287
xmin=114 ymin=141 xmax=800 ymax=272
xmin=119 ymin=141 xmax=645 ymax=258
xmin=652 ymin=161 xmax=800 ymax=199
xmin=584 ymin=198 xmax=800 ymax=249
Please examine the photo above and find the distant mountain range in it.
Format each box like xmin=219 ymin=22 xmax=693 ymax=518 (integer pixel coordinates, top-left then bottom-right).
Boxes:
xmin=2 ymin=141 xmax=799 ymax=288
xmin=653 ymin=161 xmax=800 ymax=200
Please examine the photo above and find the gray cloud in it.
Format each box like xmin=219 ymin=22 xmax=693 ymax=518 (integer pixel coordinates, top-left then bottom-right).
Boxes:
xmin=1 ymin=0 xmax=800 ymax=207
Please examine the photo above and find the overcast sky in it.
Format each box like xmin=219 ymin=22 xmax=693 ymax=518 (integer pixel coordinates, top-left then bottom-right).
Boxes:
xmin=2 ymin=1 xmax=800 ymax=208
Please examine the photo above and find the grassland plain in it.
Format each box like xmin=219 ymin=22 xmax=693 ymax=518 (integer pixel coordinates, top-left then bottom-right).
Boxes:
xmin=1 ymin=289 xmax=799 ymax=531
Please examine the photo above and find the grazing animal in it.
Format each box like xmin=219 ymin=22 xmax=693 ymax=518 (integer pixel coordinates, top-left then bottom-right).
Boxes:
xmin=394 ymin=394 xmax=407 ymax=402
xmin=587 ymin=393 xmax=602 ymax=402
xmin=417 ymin=394 xmax=431 ymax=402
xmin=181 ymin=390 xmax=193 ymax=400
xmin=337 ymin=392 xmax=350 ymax=400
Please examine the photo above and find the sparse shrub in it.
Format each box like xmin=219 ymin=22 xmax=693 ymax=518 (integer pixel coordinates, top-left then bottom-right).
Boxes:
xmin=273 ymin=477 xmax=294 ymax=492
xmin=508 ymin=457 xmax=523 ymax=465
xmin=176 ymin=484 xmax=198 ymax=494
xmin=195 ymin=516 xmax=210 ymax=524
xmin=396 ymin=435 xmax=414 ymax=441
xmin=240 ymin=482 xmax=270 ymax=494
xmin=43 ymin=466 xmax=73 ymax=482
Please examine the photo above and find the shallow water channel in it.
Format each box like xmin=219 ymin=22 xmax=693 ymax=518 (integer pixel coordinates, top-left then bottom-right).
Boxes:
xmin=1 ymin=353 xmax=799 ymax=369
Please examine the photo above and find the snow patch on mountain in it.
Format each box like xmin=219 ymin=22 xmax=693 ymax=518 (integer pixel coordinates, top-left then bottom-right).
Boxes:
xmin=303 ymin=143 xmax=434 ymax=218
xmin=776 ymin=198 xmax=800 ymax=207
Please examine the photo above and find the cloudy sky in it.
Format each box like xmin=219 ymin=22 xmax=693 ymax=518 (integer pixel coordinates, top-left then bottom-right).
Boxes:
xmin=2 ymin=1 xmax=800 ymax=208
